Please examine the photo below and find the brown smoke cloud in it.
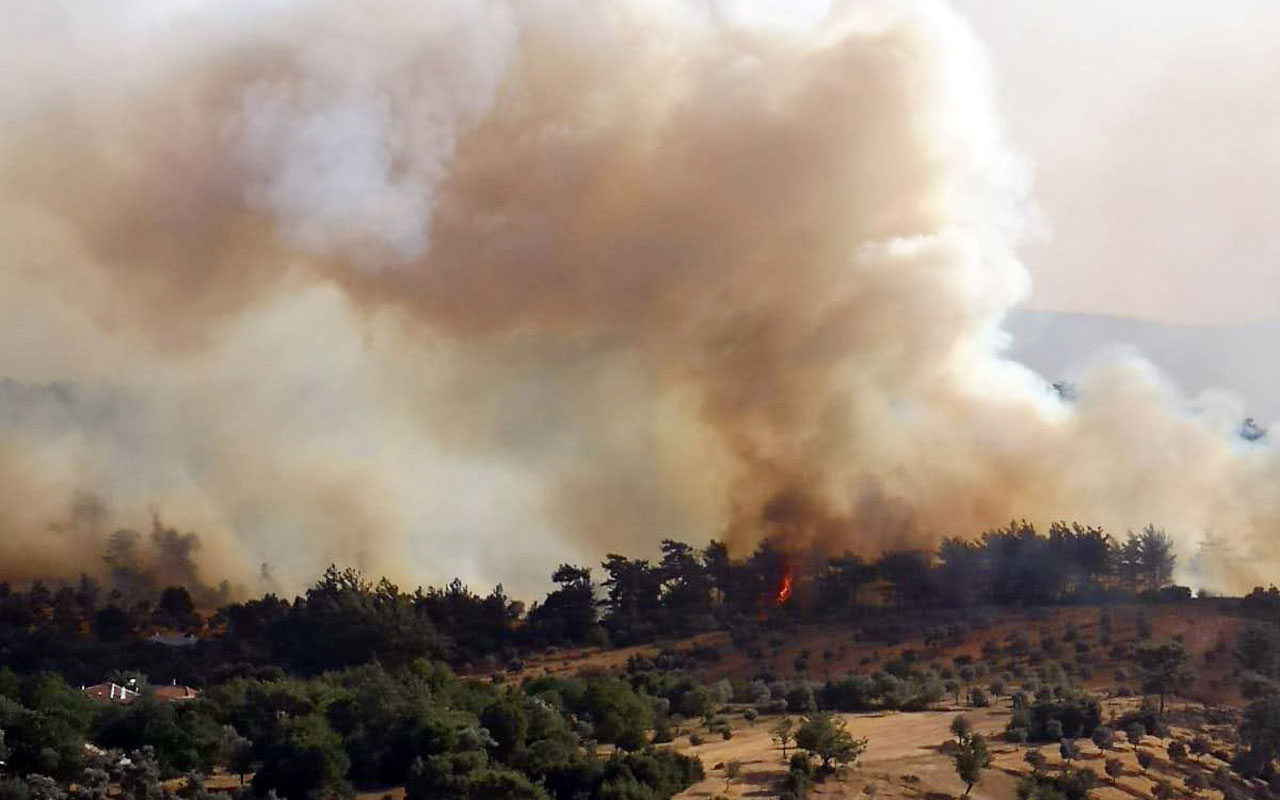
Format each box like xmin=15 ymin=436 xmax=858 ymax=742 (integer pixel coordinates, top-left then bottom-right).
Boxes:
xmin=0 ymin=0 xmax=1274 ymax=596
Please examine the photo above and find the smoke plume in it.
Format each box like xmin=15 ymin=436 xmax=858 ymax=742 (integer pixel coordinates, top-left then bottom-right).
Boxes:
xmin=0 ymin=0 xmax=1275 ymax=596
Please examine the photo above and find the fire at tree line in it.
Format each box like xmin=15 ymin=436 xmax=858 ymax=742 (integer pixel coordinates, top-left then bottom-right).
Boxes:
xmin=3 ymin=519 xmax=1280 ymax=800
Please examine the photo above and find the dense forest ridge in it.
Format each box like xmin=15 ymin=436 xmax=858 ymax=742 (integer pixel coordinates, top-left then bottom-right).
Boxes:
xmin=0 ymin=519 xmax=1201 ymax=669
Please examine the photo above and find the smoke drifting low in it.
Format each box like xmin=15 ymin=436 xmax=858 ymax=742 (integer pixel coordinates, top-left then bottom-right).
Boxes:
xmin=0 ymin=0 xmax=1275 ymax=595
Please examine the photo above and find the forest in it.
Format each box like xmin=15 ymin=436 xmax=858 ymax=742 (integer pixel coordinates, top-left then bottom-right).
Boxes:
xmin=1 ymin=519 xmax=1278 ymax=800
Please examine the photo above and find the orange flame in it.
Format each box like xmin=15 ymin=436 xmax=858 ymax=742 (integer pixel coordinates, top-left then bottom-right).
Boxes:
xmin=775 ymin=564 xmax=793 ymax=606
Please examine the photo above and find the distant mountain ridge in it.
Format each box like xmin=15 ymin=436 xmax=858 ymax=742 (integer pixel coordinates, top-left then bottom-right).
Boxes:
xmin=1004 ymin=309 xmax=1280 ymax=420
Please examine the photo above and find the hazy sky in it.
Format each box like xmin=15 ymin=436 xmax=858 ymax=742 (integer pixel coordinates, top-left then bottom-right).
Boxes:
xmin=954 ymin=0 xmax=1280 ymax=325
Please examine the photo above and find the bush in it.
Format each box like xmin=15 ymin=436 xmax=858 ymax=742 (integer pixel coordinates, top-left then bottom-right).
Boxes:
xmin=1125 ymin=723 xmax=1146 ymax=747
xmin=1091 ymin=726 xmax=1114 ymax=751
xmin=678 ymin=685 xmax=712 ymax=718
xmin=757 ymin=699 xmax=788 ymax=715
xmin=820 ymin=675 xmax=876 ymax=713
xmin=651 ymin=716 xmax=673 ymax=744
xmin=1024 ymin=749 xmax=1047 ymax=774
xmin=1059 ymin=739 xmax=1081 ymax=765
xmin=1017 ymin=769 xmax=1095 ymax=800
xmin=600 ymin=749 xmax=704 ymax=799
xmin=1137 ymin=750 xmax=1154 ymax=773
xmin=779 ymin=753 xmax=812 ymax=800
xmin=742 ymin=680 xmax=771 ymax=705
xmin=1015 ymin=691 xmax=1101 ymax=742
xmin=708 ymin=679 xmax=734 ymax=709
xmin=1105 ymin=756 xmax=1124 ymax=784
xmin=253 ymin=714 xmax=350 ymax=800
xmin=785 ymin=686 xmax=817 ymax=714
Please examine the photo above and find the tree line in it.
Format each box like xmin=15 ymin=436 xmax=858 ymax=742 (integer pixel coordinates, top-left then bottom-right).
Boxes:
xmin=0 ymin=519 xmax=1186 ymax=682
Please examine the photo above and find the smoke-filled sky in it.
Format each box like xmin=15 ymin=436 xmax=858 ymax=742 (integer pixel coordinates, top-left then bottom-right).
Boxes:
xmin=956 ymin=0 xmax=1280 ymax=326
xmin=2 ymin=0 xmax=1278 ymax=598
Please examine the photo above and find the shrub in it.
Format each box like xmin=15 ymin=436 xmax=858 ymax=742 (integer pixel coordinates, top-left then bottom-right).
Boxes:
xmin=1136 ymin=750 xmax=1154 ymax=773
xmin=743 ymin=680 xmax=771 ymax=705
xmin=678 ymin=685 xmax=712 ymax=718
xmin=1189 ymin=735 xmax=1211 ymax=760
xmin=652 ymin=716 xmax=673 ymax=744
xmin=708 ymin=679 xmax=734 ymax=709
xmin=1090 ymin=726 xmax=1113 ymax=751
xmin=1105 ymin=756 xmax=1124 ymax=784
xmin=1021 ymin=691 xmax=1101 ymax=741
xmin=1058 ymin=739 xmax=1081 ymax=765
xmin=785 ymin=686 xmax=817 ymax=714
xmin=757 ymin=699 xmax=788 ymax=715
xmin=1017 ymin=769 xmax=1095 ymax=800
xmin=1125 ymin=723 xmax=1146 ymax=747
xmin=1023 ymin=749 xmax=1046 ymax=775
xmin=820 ymin=675 xmax=876 ymax=713
xmin=779 ymin=753 xmax=812 ymax=800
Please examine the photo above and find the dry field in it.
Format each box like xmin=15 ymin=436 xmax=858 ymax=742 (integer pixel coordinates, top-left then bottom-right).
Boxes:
xmin=672 ymin=697 xmax=1240 ymax=800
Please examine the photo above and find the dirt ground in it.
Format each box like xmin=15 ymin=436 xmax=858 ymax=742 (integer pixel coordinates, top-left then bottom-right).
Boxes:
xmin=673 ymin=705 xmax=1015 ymax=800
xmin=673 ymin=697 xmax=1240 ymax=800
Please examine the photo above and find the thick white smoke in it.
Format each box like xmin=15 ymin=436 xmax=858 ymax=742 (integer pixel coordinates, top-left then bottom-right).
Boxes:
xmin=0 ymin=0 xmax=1273 ymax=596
